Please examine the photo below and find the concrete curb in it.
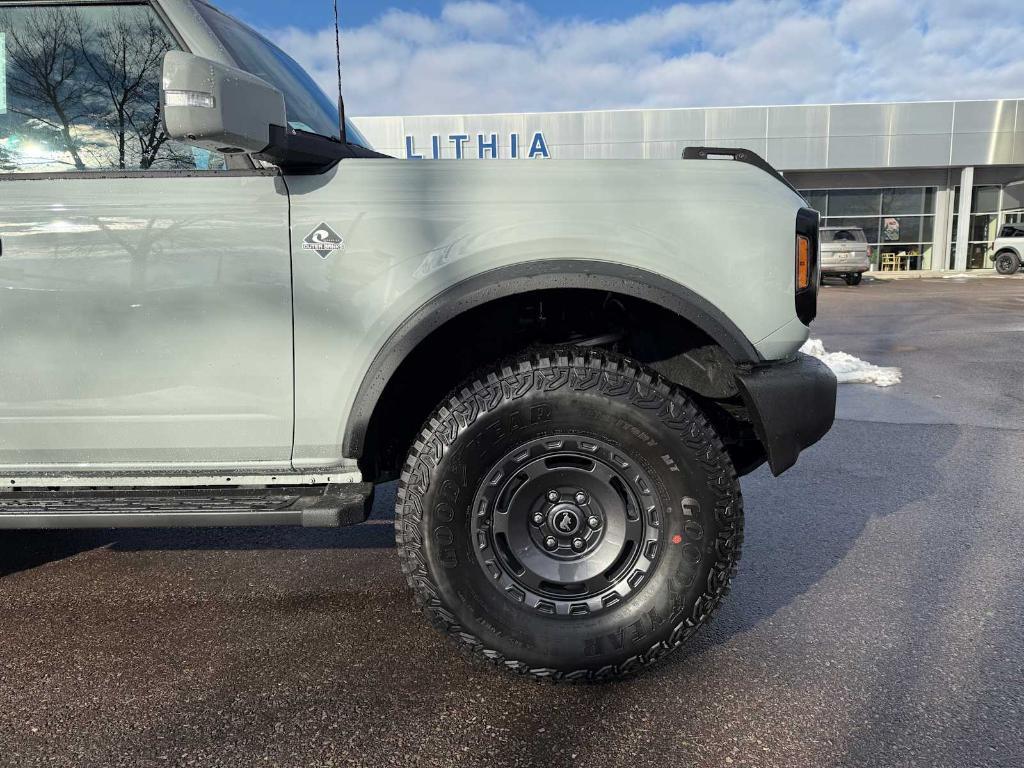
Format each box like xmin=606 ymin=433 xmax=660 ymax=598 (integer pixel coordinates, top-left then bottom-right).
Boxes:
xmin=864 ymin=270 xmax=1021 ymax=280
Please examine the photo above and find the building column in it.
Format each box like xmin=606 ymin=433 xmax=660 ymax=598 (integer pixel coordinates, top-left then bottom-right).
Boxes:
xmin=933 ymin=176 xmax=954 ymax=272
xmin=953 ymin=166 xmax=974 ymax=272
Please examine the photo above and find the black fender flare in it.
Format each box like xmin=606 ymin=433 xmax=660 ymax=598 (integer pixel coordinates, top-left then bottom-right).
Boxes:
xmin=343 ymin=260 xmax=763 ymax=457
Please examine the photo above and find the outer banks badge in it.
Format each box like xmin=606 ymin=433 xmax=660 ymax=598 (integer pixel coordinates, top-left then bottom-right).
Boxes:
xmin=302 ymin=222 xmax=345 ymax=258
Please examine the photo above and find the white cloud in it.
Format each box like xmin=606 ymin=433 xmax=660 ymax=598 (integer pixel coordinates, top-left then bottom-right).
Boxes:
xmin=269 ymin=0 xmax=1024 ymax=117
xmin=440 ymin=1 xmax=531 ymax=38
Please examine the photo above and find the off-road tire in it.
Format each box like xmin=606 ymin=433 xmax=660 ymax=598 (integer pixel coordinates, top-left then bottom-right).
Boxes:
xmin=395 ymin=348 xmax=744 ymax=681
xmin=995 ymin=251 xmax=1020 ymax=275
xmin=844 ymin=272 xmax=863 ymax=286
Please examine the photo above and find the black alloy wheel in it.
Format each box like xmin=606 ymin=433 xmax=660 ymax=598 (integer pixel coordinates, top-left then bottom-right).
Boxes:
xmin=471 ymin=434 xmax=663 ymax=617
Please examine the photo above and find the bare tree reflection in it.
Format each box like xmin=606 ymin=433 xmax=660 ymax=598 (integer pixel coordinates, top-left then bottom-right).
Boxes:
xmin=3 ymin=7 xmax=93 ymax=170
xmin=1 ymin=6 xmax=202 ymax=171
xmin=76 ymin=9 xmax=192 ymax=169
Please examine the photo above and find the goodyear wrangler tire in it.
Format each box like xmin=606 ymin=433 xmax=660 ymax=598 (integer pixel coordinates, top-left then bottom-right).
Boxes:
xmin=395 ymin=348 xmax=743 ymax=681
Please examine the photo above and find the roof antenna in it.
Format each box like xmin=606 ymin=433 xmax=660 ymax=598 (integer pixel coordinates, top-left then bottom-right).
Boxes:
xmin=334 ymin=0 xmax=347 ymax=144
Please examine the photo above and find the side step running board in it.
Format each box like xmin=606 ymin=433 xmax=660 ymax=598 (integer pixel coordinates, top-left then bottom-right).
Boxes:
xmin=0 ymin=483 xmax=374 ymax=529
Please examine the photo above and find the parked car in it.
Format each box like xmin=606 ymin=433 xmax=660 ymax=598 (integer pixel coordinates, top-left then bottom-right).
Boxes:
xmin=993 ymin=223 xmax=1024 ymax=274
xmin=820 ymin=225 xmax=872 ymax=285
xmin=0 ymin=0 xmax=837 ymax=680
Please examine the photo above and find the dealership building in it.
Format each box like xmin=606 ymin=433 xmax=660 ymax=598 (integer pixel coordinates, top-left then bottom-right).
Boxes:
xmin=353 ymin=99 xmax=1024 ymax=273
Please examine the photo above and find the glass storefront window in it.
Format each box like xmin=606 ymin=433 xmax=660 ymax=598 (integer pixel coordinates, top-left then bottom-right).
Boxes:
xmin=921 ymin=216 xmax=934 ymax=243
xmin=805 ymin=185 xmax=937 ymax=271
xmin=968 ymin=243 xmax=990 ymax=270
xmin=972 ymin=185 xmax=1001 ymax=214
xmin=1003 ymin=183 xmax=1024 ymax=231
xmin=828 ymin=189 xmax=882 ymax=217
xmin=968 ymin=214 xmax=999 ymax=243
xmin=878 ymin=244 xmax=925 ymax=271
xmin=1004 ymin=183 xmax=1024 ymax=211
xmin=882 ymin=216 xmax=924 ymax=243
xmin=802 ymin=190 xmax=828 ymax=214
xmin=950 ymin=183 xmax=1024 ymax=269
xmin=882 ymin=187 xmax=925 ymax=215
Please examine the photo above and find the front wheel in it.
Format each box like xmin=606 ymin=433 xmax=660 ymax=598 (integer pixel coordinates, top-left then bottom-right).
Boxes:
xmin=995 ymin=251 xmax=1020 ymax=275
xmin=396 ymin=348 xmax=743 ymax=681
xmin=844 ymin=272 xmax=863 ymax=286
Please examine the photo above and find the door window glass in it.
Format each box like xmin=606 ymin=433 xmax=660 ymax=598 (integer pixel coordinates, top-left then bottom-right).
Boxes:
xmin=0 ymin=4 xmax=224 ymax=173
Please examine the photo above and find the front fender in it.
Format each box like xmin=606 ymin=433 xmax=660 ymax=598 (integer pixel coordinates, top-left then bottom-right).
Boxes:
xmin=284 ymin=159 xmax=805 ymax=469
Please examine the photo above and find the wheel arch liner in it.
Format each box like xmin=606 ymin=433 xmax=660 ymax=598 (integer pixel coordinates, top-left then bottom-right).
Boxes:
xmin=343 ymin=260 xmax=762 ymax=458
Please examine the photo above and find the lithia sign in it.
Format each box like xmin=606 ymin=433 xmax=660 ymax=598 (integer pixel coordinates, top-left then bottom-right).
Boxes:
xmin=405 ymin=132 xmax=551 ymax=160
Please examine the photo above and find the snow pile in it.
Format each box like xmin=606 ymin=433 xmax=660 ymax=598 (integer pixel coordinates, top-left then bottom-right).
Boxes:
xmin=800 ymin=339 xmax=902 ymax=387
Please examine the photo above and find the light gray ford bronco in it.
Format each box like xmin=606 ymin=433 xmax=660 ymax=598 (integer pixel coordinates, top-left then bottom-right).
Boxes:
xmin=0 ymin=0 xmax=836 ymax=679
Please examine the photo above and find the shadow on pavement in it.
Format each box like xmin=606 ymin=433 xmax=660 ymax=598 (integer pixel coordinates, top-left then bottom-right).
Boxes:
xmin=0 ymin=484 xmax=400 ymax=577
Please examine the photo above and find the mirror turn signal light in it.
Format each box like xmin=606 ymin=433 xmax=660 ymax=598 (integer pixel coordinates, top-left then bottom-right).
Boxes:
xmin=164 ymin=90 xmax=216 ymax=109
xmin=796 ymin=235 xmax=811 ymax=290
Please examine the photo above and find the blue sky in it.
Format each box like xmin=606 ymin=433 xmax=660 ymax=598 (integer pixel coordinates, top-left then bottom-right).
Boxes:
xmin=220 ymin=1 xmax=684 ymax=31
xmin=220 ymin=1 xmax=1024 ymax=117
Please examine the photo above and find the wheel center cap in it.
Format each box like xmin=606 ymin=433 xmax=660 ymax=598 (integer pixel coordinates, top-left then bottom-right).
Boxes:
xmin=548 ymin=505 xmax=582 ymax=536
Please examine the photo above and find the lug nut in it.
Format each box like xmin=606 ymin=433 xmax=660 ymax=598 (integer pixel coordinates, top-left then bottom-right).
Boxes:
xmin=546 ymin=490 xmax=559 ymax=503
xmin=544 ymin=536 xmax=558 ymax=550
xmin=572 ymin=538 xmax=586 ymax=552
xmin=587 ymin=515 xmax=601 ymax=529
xmin=532 ymin=512 xmax=545 ymax=525
xmin=575 ymin=491 xmax=588 ymax=505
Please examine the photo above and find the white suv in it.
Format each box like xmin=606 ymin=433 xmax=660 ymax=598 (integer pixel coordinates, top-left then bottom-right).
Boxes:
xmin=993 ymin=224 xmax=1024 ymax=275
xmin=820 ymin=226 xmax=871 ymax=285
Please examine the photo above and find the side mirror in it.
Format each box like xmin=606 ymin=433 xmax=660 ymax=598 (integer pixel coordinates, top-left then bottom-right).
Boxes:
xmin=161 ymin=51 xmax=286 ymax=155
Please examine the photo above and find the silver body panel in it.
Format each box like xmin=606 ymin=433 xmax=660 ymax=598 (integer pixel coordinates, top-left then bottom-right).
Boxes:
xmin=0 ymin=172 xmax=295 ymax=471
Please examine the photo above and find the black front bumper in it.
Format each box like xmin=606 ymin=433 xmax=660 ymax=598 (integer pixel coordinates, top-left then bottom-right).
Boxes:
xmin=735 ymin=353 xmax=837 ymax=476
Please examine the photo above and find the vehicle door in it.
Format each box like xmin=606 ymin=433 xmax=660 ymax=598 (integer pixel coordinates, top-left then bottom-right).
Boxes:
xmin=0 ymin=2 xmax=293 ymax=470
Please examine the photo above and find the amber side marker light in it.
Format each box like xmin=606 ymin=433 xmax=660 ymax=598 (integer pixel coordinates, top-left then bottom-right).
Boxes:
xmin=796 ymin=234 xmax=811 ymax=290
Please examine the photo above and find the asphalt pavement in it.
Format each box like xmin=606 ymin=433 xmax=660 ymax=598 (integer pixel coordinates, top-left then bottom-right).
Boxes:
xmin=1 ymin=275 xmax=1022 ymax=768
